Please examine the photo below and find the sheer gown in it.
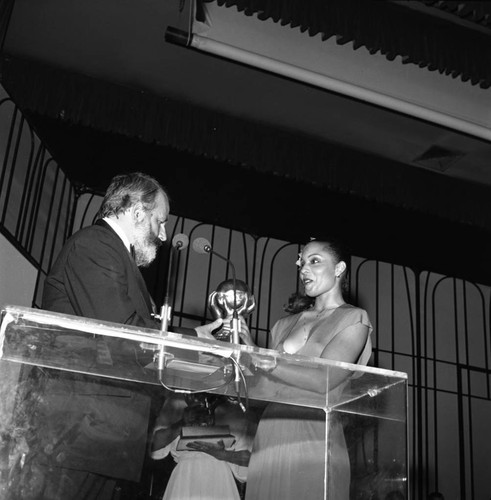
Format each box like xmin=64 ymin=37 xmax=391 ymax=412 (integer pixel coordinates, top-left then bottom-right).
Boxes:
xmin=245 ymin=304 xmax=372 ymax=500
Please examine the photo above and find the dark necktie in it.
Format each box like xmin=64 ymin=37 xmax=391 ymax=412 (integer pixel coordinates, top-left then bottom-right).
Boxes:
xmin=130 ymin=244 xmax=136 ymax=260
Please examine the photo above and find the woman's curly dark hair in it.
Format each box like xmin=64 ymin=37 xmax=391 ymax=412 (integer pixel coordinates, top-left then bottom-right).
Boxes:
xmin=284 ymin=238 xmax=352 ymax=314
xmin=283 ymin=292 xmax=315 ymax=314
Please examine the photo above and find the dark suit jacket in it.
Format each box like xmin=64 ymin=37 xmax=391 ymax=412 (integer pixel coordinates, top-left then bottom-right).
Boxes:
xmin=43 ymin=220 xmax=197 ymax=336
xmin=41 ymin=221 xmax=160 ymax=490
xmin=43 ymin=220 xmax=160 ymax=329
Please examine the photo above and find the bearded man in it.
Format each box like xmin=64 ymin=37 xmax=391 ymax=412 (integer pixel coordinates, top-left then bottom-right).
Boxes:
xmin=42 ymin=171 xmax=220 ymax=336
xmin=39 ymin=172 xmax=220 ymax=499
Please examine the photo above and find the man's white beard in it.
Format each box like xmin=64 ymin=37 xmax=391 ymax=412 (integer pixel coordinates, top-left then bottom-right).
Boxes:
xmin=133 ymin=219 xmax=161 ymax=268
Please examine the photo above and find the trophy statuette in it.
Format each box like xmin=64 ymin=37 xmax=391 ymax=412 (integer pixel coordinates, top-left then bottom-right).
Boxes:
xmin=207 ymin=279 xmax=255 ymax=341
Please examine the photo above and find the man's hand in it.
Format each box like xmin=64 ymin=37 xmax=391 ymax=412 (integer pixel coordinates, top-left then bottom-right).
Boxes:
xmin=194 ymin=318 xmax=223 ymax=339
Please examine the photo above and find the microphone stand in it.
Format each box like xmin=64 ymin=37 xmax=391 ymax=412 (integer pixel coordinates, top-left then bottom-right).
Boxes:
xmin=206 ymin=251 xmax=242 ymax=398
xmin=158 ymin=243 xmax=177 ymax=373
xmin=192 ymin=238 xmax=246 ymax=409
xmin=160 ymin=247 xmax=175 ymax=333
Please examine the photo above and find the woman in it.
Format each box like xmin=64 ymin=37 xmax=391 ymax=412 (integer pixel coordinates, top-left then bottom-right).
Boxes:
xmin=242 ymin=239 xmax=373 ymax=500
xmin=150 ymin=393 xmax=257 ymax=500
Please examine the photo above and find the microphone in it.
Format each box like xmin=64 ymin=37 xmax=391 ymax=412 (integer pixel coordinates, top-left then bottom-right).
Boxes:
xmin=172 ymin=233 xmax=189 ymax=250
xmin=192 ymin=239 xmax=237 ymax=303
xmin=192 ymin=237 xmax=211 ymax=254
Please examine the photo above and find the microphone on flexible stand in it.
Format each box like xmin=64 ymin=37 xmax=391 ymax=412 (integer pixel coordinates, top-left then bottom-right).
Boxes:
xmin=192 ymin=237 xmax=243 ymax=399
xmin=192 ymin=238 xmax=240 ymax=344
xmin=157 ymin=233 xmax=189 ymax=373
xmin=172 ymin=233 xmax=189 ymax=250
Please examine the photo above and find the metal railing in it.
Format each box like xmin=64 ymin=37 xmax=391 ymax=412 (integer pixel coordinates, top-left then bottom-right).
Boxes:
xmin=0 ymin=95 xmax=75 ymax=308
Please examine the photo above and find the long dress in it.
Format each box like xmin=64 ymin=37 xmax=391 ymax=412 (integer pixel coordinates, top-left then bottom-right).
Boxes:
xmin=245 ymin=304 xmax=373 ymax=500
xmin=151 ymin=397 xmax=255 ymax=500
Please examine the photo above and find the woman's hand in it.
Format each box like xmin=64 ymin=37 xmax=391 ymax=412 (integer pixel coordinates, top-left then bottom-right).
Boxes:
xmin=186 ymin=440 xmax=252 ymax=466
xmin=238 ymin=318 xmax=255 ymax=346
xmin=186 ymin=439 xmax=227 ymax=460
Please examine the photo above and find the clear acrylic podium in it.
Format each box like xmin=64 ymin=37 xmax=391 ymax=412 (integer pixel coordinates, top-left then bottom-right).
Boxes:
xmin=0 ymin=305 xmax=408 ymax=499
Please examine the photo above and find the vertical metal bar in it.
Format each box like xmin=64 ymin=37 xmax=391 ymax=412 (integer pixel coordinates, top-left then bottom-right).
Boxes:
xmin=414 ymin=268 xmax=424 ymax=500
xmin=22 ymin=143 xmax=43 ymax=249
xmin=226 ymin=229 xmax=233 ymax=281
xmin=46 ymin=174 xmax=68 ymax=272
xmin=0 ymin=113 xmax=24 ymax=226
xmin=256 ymin=237 xmax=270 ymax=346
xmin=241 ymin=231 xmax=250 ymax=286
xmin=456 ymin=365 xmax=466 ymax=499
xmin=452 ymin=278 xmax=465 ymax=499
xmin=267 ymin=242 xmax=293 ymax=349
xmin=35 ymin=159 xmax=60 ymax=272
xmin=64 ymin=186 xmax=77 ymax=242
xmin=462 ymin=282 xmax=475 ymax=500
xmin=248 ymin=235 xmax=259 ymax=342
xmin=391 ymin=263 xmax=395 ymax=369
xmin=375 ymin=259 xmax=380 ymax=364
xmin=431 ymin=297 xmax=438 ymax=493
xmin=16 ymin=127 xmax=37 ymax=243
xmin=374 ymin=260 xmax=381 ymax=476
xmin=403 ymin=265 xmax=417 ymax=499
xmin=26 ymin=146 xmax=47 ymax=253
xmin=0 ymin=104 xmax=17 ymax=223
xmin=201 ymin=224 xmax=217 ymax=320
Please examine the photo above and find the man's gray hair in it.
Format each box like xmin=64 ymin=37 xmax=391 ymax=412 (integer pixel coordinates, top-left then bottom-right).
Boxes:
xmin=97 ymin=172 xmax=168 ymax=219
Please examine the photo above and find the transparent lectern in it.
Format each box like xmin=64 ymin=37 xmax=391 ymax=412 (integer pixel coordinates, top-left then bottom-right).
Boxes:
xmin=0 ymin=306 xmax=408 ymax=499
